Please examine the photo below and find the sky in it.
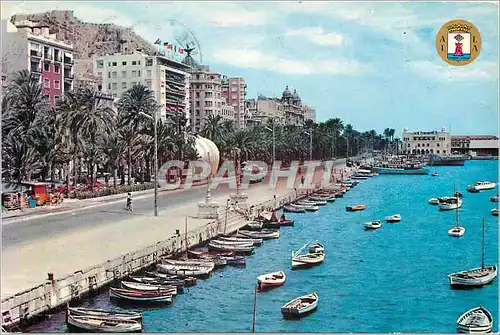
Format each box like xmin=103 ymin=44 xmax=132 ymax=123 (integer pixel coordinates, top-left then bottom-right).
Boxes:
xmin=1 ymin=1 xmax=499 ymax=137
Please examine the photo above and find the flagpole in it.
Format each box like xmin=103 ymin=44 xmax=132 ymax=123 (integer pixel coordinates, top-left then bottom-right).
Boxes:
xmin=252 ymin=284 xmax=258 ymax=333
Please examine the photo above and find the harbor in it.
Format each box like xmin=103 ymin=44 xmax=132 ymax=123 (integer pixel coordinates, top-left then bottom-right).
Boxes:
xmin=24 ymin=159 xmax=498 ymax=333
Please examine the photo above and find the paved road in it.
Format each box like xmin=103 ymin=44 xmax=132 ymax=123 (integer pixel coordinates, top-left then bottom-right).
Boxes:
xmin=2 ymin=184 xmax=235 ymax=249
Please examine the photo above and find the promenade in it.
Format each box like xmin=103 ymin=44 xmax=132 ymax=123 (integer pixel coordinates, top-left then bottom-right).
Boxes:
xmin=1 ymin=161 xmax=347 ymax=299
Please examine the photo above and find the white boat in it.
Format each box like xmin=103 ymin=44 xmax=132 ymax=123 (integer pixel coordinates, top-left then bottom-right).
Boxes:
xmin=308 ymin=242 xmax=324 ymax=254
xmin=120 ymin=281 xmax=177 ymax=295
xmin=291 ymin=203 xmax=319 ymax=212
xmin=438 ymin=197 xmax=462 ymax=210
xmin=156 ymin=262 xmax=214 ymax=277
xmin=301 ymin=199 xmax=328 ymax=206
xmin=109 ymin=287 xmax=173 ymax=303
xmin=364 ymin=220 xmax=382 ymax=230
xmin=245 ymin=221 xmax=264 ymax=230
xmin=456 ymin=306 xmax=494 ymax=333
xmin=161 ymin=259 xmax=216 ymax=268
xmin=291 ymin=242 xmax=325 ymax=269
xmin=448 ymin=219 xmax=498 ymax=287
xmin=283 ymin=205 xmax=306 ymax=213
xmin=67 ymin=307 xmax=142 ymax=321
xmin=67 ymin=314 xmax=142 ymax=333
xmin=208 ymin=240 xmax=255 ymax=254
xmin=385 ymin=214 xmax=401 ymax=222
xmin=210 ymin=239 xmax=254 ymax=247
xmin=281 ymin=292 xmax=319 ymax=318
xmin=309 ymin=196 xmax=335 ymax=202
xmin=428 ymin=198 xmax=439 ymax=205
xmin=256 ymin=271 xmax=286 ymax=290
xmin=218 ymin=236 xmax=263 ymax=246
xmin=448 ymin=206 xmax=465 ymax=237
xmin=490 ymin=195 xmax=499 ymax=202
xmin=467 ymin=181 xmax=497 ymax=192
xmin=491 ymin=208 xmax=498 ymax=216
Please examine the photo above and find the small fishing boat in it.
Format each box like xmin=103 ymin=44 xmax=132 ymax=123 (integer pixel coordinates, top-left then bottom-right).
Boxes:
xmin=109 ymin=287 xmax=173 ymax=303
xmin=283 ymin=205 xmax=306 ymax=213
xmin=350 ymin=175 xmax=368 ymax=180
xmin=431 ymin=171 xmax=439 ymax=177
xmin=127 ymin=276 xmax=184 ymax=292
xmin=207 ymin=241 xmax=255 ymax=255
xmin=220 ymin=255 xmax=246 ymax=265
xmin=67 ymin=307 xmax=142 ymax=322
xmin=385 ymin=214 xmax=401 ymax=222
xmin=187 ymin=250 xmax=234 ymax=258
xmin=281 ymin=292 xmax=319 ymax=318
xmin=438 ymin=197 xmax=462 ymax=211
xmin=346 ymin=204 xmax=366 ymax=212
xmin=156 ymin=261 xmax=214 ymax=277
xmin=456 ymin=306 xmax=493 ymax=333
xmin=428 ymin=198 xmax=439 ymax=205
xmin=291 ymin=242 xmax=325 ymax=269
xmin=291 ymin=203 xmax=319 ymax=212
xmin=309 ymin=195 xmax=335 ymax=202
xmin=238 ymin=229 xmax=279 ymax=240
xmin=66 ymin=314 xmax=142 ymax=333
xmin=245 ymin=221 xmax=264 ymax=231
xmin=491 ymin=208 xmax=498 ymax=216
xmin=448 ymin=206 xmax=465 ymax=238
xmin=210 ymin=239 xmax=254 ymax=247
xmin=145 ymin=271 xmax=197 ymax=286
xmin=301 ymin=199 xmax=327 ymax=206
xmin=454 ymin=191 xmax=464 ymax=198
xmin=490 ymin=195 xmax=499 ymax=202
xmin=448 ymin=218 xmax=498 ymax=287
xmin=121 ymin=281 xmax=177 ymax=295
xmin=308 ymin=241 xmax=324 ymax=254
xmin=467 ymin=181 xmax=497 ymax=192
xmin=364 ymin=220 xmax=382 ymax=230
xmin=256 ymin=271 xmax=286 ymax=291
xmin=279 ymin=218 xmax=294 ymax=226
xmin=218 ymin=236 xmax=263 ymax=246
xmin=161 ymin=258 xmax=216 ymax=267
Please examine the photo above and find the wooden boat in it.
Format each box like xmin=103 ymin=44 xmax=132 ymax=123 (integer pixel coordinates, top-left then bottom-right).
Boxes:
xmin=308 ymin=242 xmax=324 ymax=254
xmin=279 ymin=218 xmax=294 ymax=226
xmin=364 ymin=220 xmax=382 ymax=230
xmin=187 ymin=250 xmax=234 ymax=258
xmin=145 ymin=271 xmax=197 ymax=286
xmin=385 ymin=214 xmax=401 ymax=222
xmin=309 ymin=195 xmax=335 ymax=202
xmin=238 ymin=229 xmax=279 ymax=240
xmin=346 ymin=204 xmax=366 ymax=212
xmin=301 ymin=199 xmax=327 ymax=206
xmin=291 ymin=242 xmax=325 ymax=269
xmin=257 ymin=271 xmax=286 ymax=291
xmin=283 ymin=205 xmax=306 ymax=213
xmin=431 ymin=171 xmax=439 ymax=177
xmin=161 ymin=258 xmax=216 ymax=268
xmin=120 ymin=281 xmax=177 ymax=295
xmin=448 ymin=206 xmax=465 ymax=238
xmin=350 ymin=175 xmax=367 ymax=180
xmin=220 ymin=255 xmax=246 ymax=265
xmin=109 ymin=287 xmax=172 ymax=303
xmin=245 ymin=221 xmax=264 ymax=230
xmin=66 ymin=314 xmax=142 ymax=333
xmin=127 ymin=276 xmax=184 ymax=293
xmin=156 ymin=262 xmax=214 ymax=277
xmin=448 ymin=219 xmax=498 ymax=287
xmin=467 ymin=181 xmax=497 ymax=192
xmin=291 ymin=203 xmax=319 ymax=212
xmin=438 ymin=197 xmax=462 ymax=211
xmin=456 ymin=306 xmax=493 ymax=333
xmin=490 ymin=195 xmax=499 ymax=202
xmin=67 ymin=307 xmax=142 ymax=322
xmin=218 ymin=236 xmax=263 ymax=246
xmin=210 ymin=239 xmax=254 ymax=247
xmin=491 ymin=208 xmax=498 ymax=216
xmin=428 ymin=198 xmax=439 ymax=205
xmin=262 ymin=220 xmax=281 ymax=229
xmin=208 ymin=240 xmax=255 ymax=254
xmin=281 ymin=292 xmax=319 ymax=318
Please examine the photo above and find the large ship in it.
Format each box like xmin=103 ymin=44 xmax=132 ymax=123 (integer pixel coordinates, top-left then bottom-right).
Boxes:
xmin=426 ymin=154 xmax=467 ymax=166
xmin=373 ymin=163 xmax=429 ymax=175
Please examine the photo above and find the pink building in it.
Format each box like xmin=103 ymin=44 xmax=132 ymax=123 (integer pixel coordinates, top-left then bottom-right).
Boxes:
xmin=1 ymin=19 xmax=74 ymax=107
xmin=221 ymin=76 xmax=247 ymax=129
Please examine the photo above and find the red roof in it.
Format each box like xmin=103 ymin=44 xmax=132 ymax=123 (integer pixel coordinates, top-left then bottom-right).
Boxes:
xmin=451 ymin=135 xmax=498 ymax=140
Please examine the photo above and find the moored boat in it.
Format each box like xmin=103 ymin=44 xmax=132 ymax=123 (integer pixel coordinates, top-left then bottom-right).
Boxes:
xmin=257 ymin=271 xmax=286 ymax=291
xmin=291 ymin=203 xmax=319 ymax=212
xmin=448 ymin=205 xmax=465 ymax=238
xmin=144 ymin=271 xmax=197 ymax=286
xmin=67 ymin=307 xmax=142 ymax=322
xmin=127 ymin=276 xmax=184 ymax=292
xmin=346 ymin=204 xmax=366 ymax=212
xmin=309 ymin=195 xmax=335 ymax=202
xmin=385 ymin=214 xmax=401 ymax=222
xmin=467 ymin=181 xmax=497 ymax=192
xmin=438 ymin=197 xmax=462 ymax=211
xmin=302 ymin=199 xmax=328 ymax=206
xmin=428 ymin=198 xmax=439 ymax=205
xmin=491 ymin=208 xmax=498 ymax=216
xmin=291 ymin=242 xmax=325 ymax=269
xmin=281 ymin=292 xmax=319 ymax=318
xmin=210 ymin=239 xmax=254 ymax=247
xmin=456 ymin=306 xmax=493 ymax=333
xmin=431 ymin=171 xmax=439 ymax=177
xmin=218 ymin=236 xmax=263 ymax=246
xmin=245 ymin=221 xmax=264 ymax=230
xmin=220 ymin=255 xmax=246 ymax=265
xmin=283 ymin=205 xmax=306 ymax=213
xmin=374 ymin=165 xmax=429 ymax=175
xmin=364 ymin=220 xmax=382 ymax=230
xmin=121 ymin=281 xmax=177 ymax=295
xmin=238 ymin=229 xmax=279 ymax=240
xmin=207 ymin=240 xmax=255 ymax=255
xmin=66 ymin=314 xmax=142 ymax=333
xmin=157 ymin=261 xmax=214 ymax=277
xmin=109 ymin=287 xmax=173 ymax=303
xmin=490 ymin=195 xmax=499 ymax=202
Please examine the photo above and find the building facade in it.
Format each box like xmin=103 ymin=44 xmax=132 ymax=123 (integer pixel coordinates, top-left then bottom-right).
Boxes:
xmin=245 ymin=96 xmax=285 ymax=127
xmin=1 ymin=19 xmax=74 ymax=107
xmin=221 ymin=76 xmax=247 ymax=129
xmin=402 ymin=128 xmax=452 ymax=155
xmin=451 ymin=135 xmax=499 ymax=157
xmin=281 ymin=86 xmax=305 ymax=126
xmin=303 ymin=104 xmax=316 ymax=123
xmin=93 ymin=50 xmax=191 ymax=121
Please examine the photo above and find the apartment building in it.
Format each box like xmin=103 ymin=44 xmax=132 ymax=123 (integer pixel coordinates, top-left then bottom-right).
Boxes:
xmin=245 ymin=96 xmax=285 ymax=127
xmin=74 ymin=58 xmax=116 ymax=112
xmin=93 ymin=50 xmax=191 ymax=121
xmin=1 ymin=19 xmax=74 ymax=107
xmin=221 ymin=76 xmax=247 ymax=129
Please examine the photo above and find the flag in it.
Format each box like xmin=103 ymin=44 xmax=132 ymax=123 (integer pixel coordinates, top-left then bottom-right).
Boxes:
xmin=179 ymin=48 xmax=184 ymax=54
xmin=154 ymin=38 xmax=161 ymax=45
xmin=166 ymin=44 xmax=173 ymax=50
xmin=174 ymin=45 xmax=177 ymax=52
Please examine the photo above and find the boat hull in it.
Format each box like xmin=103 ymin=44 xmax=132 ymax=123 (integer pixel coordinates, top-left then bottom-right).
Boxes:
xmin=375 ymin=167 xmax=429 ymax=175
xmin=456 ymin=307 xmax=493 ymax=333
xmin=448 ymin=265 xmax=498 ymax=287
xmin=281 ymin=293 xmax=319 ymax=318
xmin=67 ymin=315 xmax=142 ymax=333
xmin=109 ymin=288 xmax=172 ymax=303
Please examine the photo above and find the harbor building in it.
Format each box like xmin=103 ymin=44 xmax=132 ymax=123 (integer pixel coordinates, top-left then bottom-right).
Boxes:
xmin=221 ymin=76 xmax=247 ymax=129
xmin=1 ymin=19 xmax=74 ymax=107
xmin=93 ymin=50 xmax=191 ymax=121
xmin=402 ymin=128 xmax=452 ymax=155
xmin=451 ymin=135 xmax=499 ymax=158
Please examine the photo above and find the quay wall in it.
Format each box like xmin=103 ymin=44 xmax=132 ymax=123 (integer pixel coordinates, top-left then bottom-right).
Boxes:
xmin=1 ymin=187 xmax=329 ymax=330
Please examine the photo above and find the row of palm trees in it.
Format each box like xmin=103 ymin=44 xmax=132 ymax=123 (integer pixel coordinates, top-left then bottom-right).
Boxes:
xmin=2 ymin=69 xmax=396 ymax=193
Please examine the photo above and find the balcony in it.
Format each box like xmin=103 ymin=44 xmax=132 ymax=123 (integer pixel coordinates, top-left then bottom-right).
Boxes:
xmin=54 ymin=54 xmax=62 ymax=63
xmin=64 ymin=58 xmax=74 ymax=65
xmin=43 ymin=53 xmax=52 ymax=61
xmin=30 ymin=65 xmax=42 ymax=73
xmin=64 ymin=74 xmax=74 ymax=81
xmin=30 ymin=50 xmax=41 ymax=58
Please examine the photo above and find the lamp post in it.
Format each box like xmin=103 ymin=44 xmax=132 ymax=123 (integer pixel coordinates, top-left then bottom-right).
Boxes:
xmin=304 ymin=130 xmax=312 ymax=162
xmin=265 ymin=123 xmax=275 ymax=185
xmin=139 ymin=110 xmax=158 ymax=217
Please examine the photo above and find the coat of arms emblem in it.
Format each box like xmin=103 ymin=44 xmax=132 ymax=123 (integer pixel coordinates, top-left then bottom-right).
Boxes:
xmin=436 ymin=19 xmax=481 ymax=66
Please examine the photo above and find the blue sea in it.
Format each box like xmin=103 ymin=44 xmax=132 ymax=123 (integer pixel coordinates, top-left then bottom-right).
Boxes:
xmin=28 ymin=160 xmax=499 ymax=333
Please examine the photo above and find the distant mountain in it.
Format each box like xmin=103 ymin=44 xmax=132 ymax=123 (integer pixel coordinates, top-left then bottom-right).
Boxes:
xmin=10 ymin=10 xmax=156 ymax=59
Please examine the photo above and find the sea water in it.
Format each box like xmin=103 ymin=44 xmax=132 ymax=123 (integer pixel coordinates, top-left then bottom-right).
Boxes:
xmin=27 ymin=160 xmax=499 ymax=333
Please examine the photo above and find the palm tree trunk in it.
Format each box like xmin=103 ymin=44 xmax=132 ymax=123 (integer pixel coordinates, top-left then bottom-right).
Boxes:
xmin=113 ymin=166 xmax=118 ymax=189
xmin=65 ymin=161 xmax=70 ymax=195
xmin=145 ymin=157 xmax=151 ymax=183
xmin=127 ymin=145 xmax=131 ymax=186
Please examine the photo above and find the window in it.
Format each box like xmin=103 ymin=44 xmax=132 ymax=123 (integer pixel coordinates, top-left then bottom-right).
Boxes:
xmin=96 ymin=60 xmax=104 ymax=68
xmin=54 ymin=95 xmax=60 ymax=102
xmin=122 ymin=71 xmax=127 ymax=78
xmin=122 ymin=61 xmax=127 ymax=66
xmin=132 ymin=70 xmax=137 ymax=77
xmin=108 ymin=72 xmax=111 ymax=78
xmin=195 ymin=92 xmax=200 ymax=98
xmin=196 ymin=109 xmax=200 ymax=116
xmin=147 ymin=70 xmax=152 ymax=77
xmin=437 ymin=150 xmax=440 ymax=153
xmin=427 ymin=143 xmax=430 ymax=147
xmin=196 ymin=101 xmax=200 ymax=107
xmin=131 ymin=82 xmax=137 ymax=86
xmin=205 ymin=92 xmax=213 ymax=98
xmin=44 ymin=78 xmax=50 ymax=88
xmin=97 ymin=72 xmax=102 ymax=78
xmin=137 ymin=70 xmax=141 ymax=77
xmin=112 ymin=71 xmax=117 ymax=78
xmin=138 ymin=60 xmax=141 ymax=65
xmin=108 ymin=83 xmax=111 ymax=89
xmin=121 ymin=82 xmax=127 ymax=89
xmin=437 ymin=143 xmax=440 ymax=147
xmin=108 ymin=62 xmax=112 ymax=66
xmin=443 ymin=150 xmax=446 ymax=154
xmin=147 ymin=80 xmax=152 ymax=89
xmin=132 ymin=61 xmax=137 ymax=65
xmin=54 ymin=80 xmax=60 ymax=89
xmin=231 ymin=93 xmax=237 ymax=99
xmin=54 ymin=64 xmax=60 ymax=73
xmin=44 ymin=62 xmax=50 ymax=71
xmin=112 ymin=83 xmax=117 ymax=90
xmin=231 ymin=86 xmax=237 ymax=92
xmin=112 ymin=62 xmax=117 ymax=66
xmin=146 ymin=58 xmax=153 ymax=66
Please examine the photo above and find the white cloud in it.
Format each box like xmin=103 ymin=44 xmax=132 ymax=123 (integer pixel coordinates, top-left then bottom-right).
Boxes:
xmin=409 ymin=60 xmax=498 ymax=82
xmin=284 ymin=27 xmax=344 ymax=46
xmin=210 ymin=49 xmax=370 ymax=76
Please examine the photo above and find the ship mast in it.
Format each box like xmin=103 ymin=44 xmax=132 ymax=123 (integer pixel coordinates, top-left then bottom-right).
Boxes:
xmin=481 ymin=218 xmax=485 ymax=270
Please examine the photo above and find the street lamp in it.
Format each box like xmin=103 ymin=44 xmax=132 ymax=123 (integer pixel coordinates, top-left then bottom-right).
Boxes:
xmin=303 ymin=130 xmax=312 ymax=162
xmin=139 ymin=110 xmax=158 ymax=217
xmin=265 ymin=123 xmax=275 ymax=185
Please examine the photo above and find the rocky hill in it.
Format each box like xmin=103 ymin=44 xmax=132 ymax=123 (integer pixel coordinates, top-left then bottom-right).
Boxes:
xmin=10 ymin=10 xmax=156 ymax=59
